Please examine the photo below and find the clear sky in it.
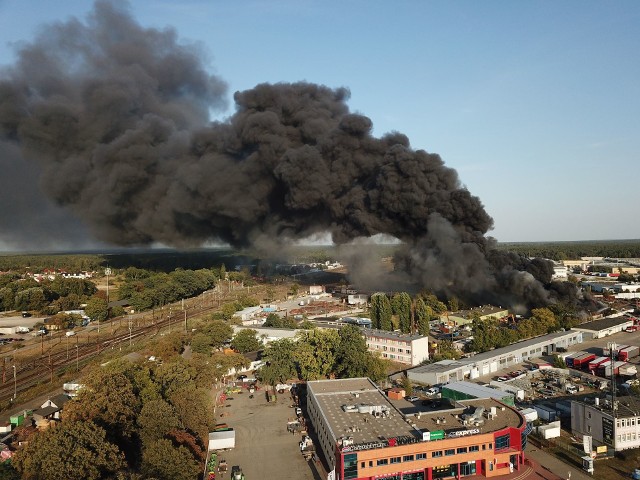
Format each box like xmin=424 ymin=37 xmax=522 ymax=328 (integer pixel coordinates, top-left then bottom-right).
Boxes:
xmin=1 ymin=0 xmax=639 ymax=244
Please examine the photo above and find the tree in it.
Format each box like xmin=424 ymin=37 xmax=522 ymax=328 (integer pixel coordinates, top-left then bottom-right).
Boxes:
xmin=414 ymin=298 xmax=432 ymax=336
xmin=400 ymin=374 xmax=413 ymax=395
xmin=220 ymin=302 xmax=238 ymax=321
xmin=391 ymin=292 xmax=412 ymax=333
xmin=258 ymin=338 xmax=298 ymax=384
xmin=137 ymin=399 xmax=180 ymax=445
xmin=333 ymin=324 xmax=383 ymax=379
xmin=231 ymin=329 xmax=262 ymax=353
xmin=263 ymin=313 xmax=295 ymax=329
xmin=431 ymin=340 xmax=461 ymax=361
xmin=141 ymin=438 xmax=200 ymax=480
xmin=370 ymin=293 xmax=392 ymax=330
xmin=200 ymin=319 xmax=234 ymax=349
xmin=85 ymin=297 xmax=109 ymax=322
xmin=12 ymin=421 xmax=125 ymax=480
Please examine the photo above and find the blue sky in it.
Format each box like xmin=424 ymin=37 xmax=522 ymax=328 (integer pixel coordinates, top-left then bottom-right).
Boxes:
xmin=1 ymin=0 xmax=639 ymax=243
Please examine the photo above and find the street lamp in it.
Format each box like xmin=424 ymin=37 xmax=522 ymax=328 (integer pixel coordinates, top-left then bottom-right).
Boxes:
xmin=12 ymin=365 xmax=16 ymax=400
xmin=76 ymin=345 xmax=79 ymax=372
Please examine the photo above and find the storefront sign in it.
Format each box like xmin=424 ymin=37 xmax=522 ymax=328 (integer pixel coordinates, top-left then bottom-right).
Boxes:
xmin=448 ymin=428 xmax=480 ymax=438
xmin=602 ymin=417 xmax=614 ymax=446
xmin=342 ymin=440 xmax=387 ymax=452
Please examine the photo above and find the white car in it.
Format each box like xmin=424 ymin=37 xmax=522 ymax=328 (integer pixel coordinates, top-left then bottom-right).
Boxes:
xmin=406 ymin=396 xmax=419 ymax=402
xmin=426 ymin=387 xmax=440 ymax=396
xmin=497 ymin=376 xmax=510 ymax=382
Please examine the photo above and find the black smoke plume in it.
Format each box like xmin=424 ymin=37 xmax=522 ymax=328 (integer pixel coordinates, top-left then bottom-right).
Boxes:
xmin=0 ymin=1 xmax=578 ymax=310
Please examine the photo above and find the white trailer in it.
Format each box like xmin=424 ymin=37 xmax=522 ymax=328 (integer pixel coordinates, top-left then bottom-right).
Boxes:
xmin=208 ymin=429 xmax=235 ymax=451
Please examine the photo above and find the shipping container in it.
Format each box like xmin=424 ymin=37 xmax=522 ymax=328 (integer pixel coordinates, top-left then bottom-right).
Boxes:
xmin=565 ymin=351 xmax=585 ymax=368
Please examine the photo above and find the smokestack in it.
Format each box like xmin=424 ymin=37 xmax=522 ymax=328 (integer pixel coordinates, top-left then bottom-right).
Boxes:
xmin=0 ymin=1 xmax=581 ymax=310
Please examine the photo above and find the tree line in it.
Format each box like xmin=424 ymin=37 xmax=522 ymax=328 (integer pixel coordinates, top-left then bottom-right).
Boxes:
xmin=369 ymin=292 xmax=448 ymax=335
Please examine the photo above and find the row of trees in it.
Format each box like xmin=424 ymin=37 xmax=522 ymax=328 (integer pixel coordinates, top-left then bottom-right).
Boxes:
xmin=0 ymin=276 xmax=97 ymax=313
xmin=496 ymin=240 xmax=640 ymax=261
xmin=467 ymin=307 xmax=577 ymax=353
xmin=369 ymin=292 xmax=448 ymax=334
xmin=117 ymin=268 xmax=217 ymax=312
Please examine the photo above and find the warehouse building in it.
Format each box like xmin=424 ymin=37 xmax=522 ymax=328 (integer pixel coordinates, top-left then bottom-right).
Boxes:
xmin=307 ymin=377 xmax=529 ymax=480
xmin=441 ymin=382 xmax=515 ymax=407
xmin=571 ymin=316 xmax=635 ymax=340
xmin=408 ymin=331 xmax=582 ymax=386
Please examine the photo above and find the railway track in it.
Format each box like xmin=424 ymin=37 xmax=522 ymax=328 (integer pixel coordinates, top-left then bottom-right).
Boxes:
xmin=0 ymin=290 xmax=238 ymax=404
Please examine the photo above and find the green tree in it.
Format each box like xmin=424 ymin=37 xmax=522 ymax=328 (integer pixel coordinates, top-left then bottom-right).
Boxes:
xmin=400 ymin=374 xmax=413 ymax=395
xmin=137 ymin=398 xmax=180 ymax=445
xmin=432 ymin=340 xmax=462 ymax=361
xmin=333 ymin=324 xmax=385 ymax=379
xmin=391 ymin=292 xmax=412 ymax=333
xmin=200 ymin=319 xmax=234 ymax=349
xmin=231 ymin=329 xmax=262 ymax=353
xmin=414 ymin=298 xmax=432 ymax=336
xmin=85 ymin=296 xmax=109 ymax=322
xmin=220 ymin=302 xmax=238 ymax=321
xmin=12 ymin=421 xmax=125 ymax=480
xmin=141 ymin=438 xmax=200 ymax=480
xmin=258 ymin=338 xmax=298 ymax=384
xmin=370 ymin=293 xmax=392 ymax=330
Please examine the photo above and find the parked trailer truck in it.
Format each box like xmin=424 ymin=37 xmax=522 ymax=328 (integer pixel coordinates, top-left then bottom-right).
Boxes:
xmin=588 ymin=357 xmax=609 ymax=372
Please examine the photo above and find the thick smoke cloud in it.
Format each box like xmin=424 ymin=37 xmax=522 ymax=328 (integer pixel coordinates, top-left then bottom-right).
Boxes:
xmin=0 ymin=1 xmax=578 ymax=310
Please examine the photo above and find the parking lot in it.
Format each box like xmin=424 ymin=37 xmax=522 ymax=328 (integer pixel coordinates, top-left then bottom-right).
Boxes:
xmin=211 ymin=385 xmax=319 ymax=480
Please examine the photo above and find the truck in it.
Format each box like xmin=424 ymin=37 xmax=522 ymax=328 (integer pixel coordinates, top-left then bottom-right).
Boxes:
xmin=588 ymin=356 xmax=609 ymax=372
xmin=275 ymin=383 xmax=292 ymax=393
xmin=208 ymin=429 xmax=235 ymax=451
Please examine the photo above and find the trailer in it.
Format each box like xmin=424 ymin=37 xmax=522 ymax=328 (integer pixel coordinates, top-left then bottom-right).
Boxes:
xmin=565 ymin=351 xmax=586 ymax=368
xmin=573 ymin=353 xmax=596 ymax=369
xmin=604 ymin=361 xmax=627 ymax=377
xmin=603 ymin=345 xmax=628 ymax=357
xmin=208 ymin=429 xmax=235 ymax=451
xmin=618 ymin=363 xmax=638 ymax=377
xmin=618 ymin=345 xmax=639 ymax=361
xmin=588 ymin=356 xmax=609 ymax=371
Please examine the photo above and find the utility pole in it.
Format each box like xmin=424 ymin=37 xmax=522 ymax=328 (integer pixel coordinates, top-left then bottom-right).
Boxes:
xmin=184 ymin=310 xmax=188 ymax=333
xmin=128 ymin=316 xmax=133 ymax=347
xmin=75 ymin=345 xmax=79 ymax=372
xmin=12 ymin=365 xmax=16 ymax=400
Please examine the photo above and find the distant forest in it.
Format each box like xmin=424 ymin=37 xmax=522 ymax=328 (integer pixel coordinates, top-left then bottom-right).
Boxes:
xmin=495 ymin=239 xmax=640 ymax=261
xmin=0 ymin=240 xmax=639 ymax=272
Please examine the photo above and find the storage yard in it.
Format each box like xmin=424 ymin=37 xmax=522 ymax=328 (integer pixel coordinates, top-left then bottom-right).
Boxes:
xmin=206 ymin=383 xmax=317 ymax=480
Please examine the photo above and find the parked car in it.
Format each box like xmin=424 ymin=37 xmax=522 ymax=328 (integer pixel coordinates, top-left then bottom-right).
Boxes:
xmin=426 ymin=387 xmax=440 ymax=396
xmin=497 ymin=376 xmax=510 ymax=382
xmin=406 ymin=396 xmax=419 ymax=402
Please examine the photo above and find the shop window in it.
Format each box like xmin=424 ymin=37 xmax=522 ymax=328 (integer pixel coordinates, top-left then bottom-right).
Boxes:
xmin=457 ymin=447 xmax=467 ymax=454
xmin=403 ymin=455 xmax=414 ymax=462
xmin=432 ymin=451 xmax=443 ymax=458
xmin=416 ymin=453 xmax=426 ymax=460
xmin=469 ymin=445 xmax=479 ymax=452
xmin=445 ymin=449 xmax=455 ymax=456
xmin=377 ymin=459 xmax=388 ymax=466
xmin=390 ymin=457 xmax=401 ymax=464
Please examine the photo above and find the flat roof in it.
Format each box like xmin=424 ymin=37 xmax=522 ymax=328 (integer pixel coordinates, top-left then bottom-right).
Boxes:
xmin=308 ymin=378 xmax=417 ymax=445
xmin=410 ymin=331 xmax=578 ymax=377
xmin=572 ymin=316 xmax=632 ymax=332
xmin=364 ymin=329 xmax=425 ymax=342
xmin=443 ymin=381 xmax=514 ymax=401
xmin=413 ymin=398 xmax=523 ymax=434
xmin=574 ymin=395 xmax=640 ymax=418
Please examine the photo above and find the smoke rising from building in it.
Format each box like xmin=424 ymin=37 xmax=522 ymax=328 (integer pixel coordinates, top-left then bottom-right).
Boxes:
xmin=0 ymin=1 xmax=578 ymax=310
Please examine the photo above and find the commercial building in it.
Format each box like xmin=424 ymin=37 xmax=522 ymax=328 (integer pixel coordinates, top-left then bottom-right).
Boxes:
xmin=307 ymin=378 xmax=528 ymax=480
xmin=571 ymin=395 xmax=640 ymax=451
xmin=364 ymin=330 xmax=429 ymax=366
xmin=408 ymin=331 xmax=582 ymax=386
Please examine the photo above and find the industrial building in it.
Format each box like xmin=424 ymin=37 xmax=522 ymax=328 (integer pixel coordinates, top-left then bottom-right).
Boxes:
xmin=307 ymin=378 xmax=529 ymax=480
xmin=408 ymin=331 xmax=582 ymax=386
xmin=571 ymin=395 xmax=640 ymax=451
xmin=364 ymin=330 xmax=429 ymax=366
xmin=443 ymin=306 xmax=509 ymax=326
xmin=571 ymin=316 xmax=634 ymax=340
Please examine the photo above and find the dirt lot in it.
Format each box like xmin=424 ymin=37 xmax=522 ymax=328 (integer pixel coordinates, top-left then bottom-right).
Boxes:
xmin=211 ymin=386 xmax=320 ymax=480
